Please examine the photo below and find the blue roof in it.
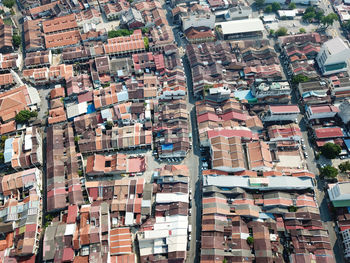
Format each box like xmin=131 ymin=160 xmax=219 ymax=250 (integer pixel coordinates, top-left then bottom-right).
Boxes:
xmin=87 ymin=103 xmax=96 ymax=114
xmin=234 ymin=90 xmax=255 ymax=101
xmin=344 ymin=139 xmax=350 ymax=151
xmin=161 ymin=144 xmax=173 ymax=151
xmin=259 ymin=212 xmax=275 ymax=219
xmin=4 ymin=138 xmax=14 ymax=163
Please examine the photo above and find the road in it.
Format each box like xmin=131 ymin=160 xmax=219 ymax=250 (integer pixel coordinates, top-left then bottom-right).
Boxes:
xmin=183 ymin=56 xmax=201 ymax=263
xmin=283 ymin=51 xmax=346 ymax=263
xmin=299 ymin=116 xmax=345 ymax=263
xmin=160 ymin=1 xmax=201 ymax=262
xmin=318 ymin=0 xmax=344 ymax=39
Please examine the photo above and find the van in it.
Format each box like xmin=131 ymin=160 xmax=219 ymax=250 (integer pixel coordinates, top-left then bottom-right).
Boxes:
xmin=188 ymin=225 xmax=192 ymax=232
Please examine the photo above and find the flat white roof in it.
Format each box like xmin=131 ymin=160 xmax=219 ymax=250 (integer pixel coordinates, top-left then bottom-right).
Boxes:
xmin=217 ymin=18 xmax=264 ymax=35
xmin=204 ymin=175 xmax=313 ymax=190
xmin=277 ymin=10 xmax=296 ymax=17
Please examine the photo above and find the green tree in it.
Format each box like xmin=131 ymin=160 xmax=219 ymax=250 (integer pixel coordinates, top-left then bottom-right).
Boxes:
xmin=344 ymin=20 xmax=350 ymax=31
xmin=143 ymin=37 xmax=149 ymax=50
xmin=271 ymin=2 xmax=281 ymax=12
xmin=105 ymin=121 xmax=113 ymax=130
xmin=288 ymin=2 xmax=296 ymax=9
xmin=288 ymin=205 xmax=298 ymax=212
xmin=303 ymin=11 xmax=315 ymax=22
xmin=255 ymin=0 xmax=265 ymax=7
xmin=108 ymin=29 xmax=133 ymax=38
xmin=321 ymin=13 xmax=338 ymax=27
xmin=74 ymin=136 xmax=80 ymax=142
xmin=264 ymin=5 xmax=272 ymax=13
xmin=141 ymin=27 xmax=149 ymax=34
xmin=299 ymin=28 xmax=306 ymax=33
xmin=0 ymin=152 xmax=4 ymax=163
xmin=315 ymin=10 xmax=325 ymax=21
xmin=321 ymin=142 xmax=341 ymax=159
xmin=275 ymin=27 xmax=288 ymax=36
xmin=247 ymin=236 xmax=254 ymax=245
xmin=320 ymin=165 xmax=338 ymax=179
xmin=3 ymin=0 xmax=15 ymax=9
xmin=12 ymin=35 xmax=21 ymax=48
xmin=15 ymin=110 xmax=37 ymax=123
xmin=292 ymin=74 xmax=309 ymax=84
xmin=339 ymin=161 xmax=350 ymax=172
xmin=269 ymin=29 xmax=275 ymax=36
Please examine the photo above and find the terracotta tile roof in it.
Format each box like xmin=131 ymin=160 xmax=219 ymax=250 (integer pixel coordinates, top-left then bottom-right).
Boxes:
xmin=0 ymin=85 xmax=31 ymax=122
xmin=0 ymin=73 xmax=13 ymax=86
xmin=110 ymin=228 xmax=132 ymax=255
xmin=0 ymin=24 xmax=12 ymax=51
xmin=185 ymin=27 xmax=214 ymax=40
xmin=28 ymin=1 xmax=58 ymax=17
xmin=48 ymin=107 xmax=67 ymax=124
xmin=45 ymin=30 xmax=81 ymax=49
xmin=23 ymin=19 xmax=45 ymax=51
xmin=0 ymin=120 xmax=15 ymax=135
xmin=50 ymin=87 xmax=65 ymax=99
xmin=42 ymin=14 xmax=78 ymax=34
xmin=104 ymin=30 xmax=145 ymax=55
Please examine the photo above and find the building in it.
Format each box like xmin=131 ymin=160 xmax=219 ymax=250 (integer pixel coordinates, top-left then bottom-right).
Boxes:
xmin=305 ymin=104 xmax=339 ymax=120
xmin=4 ymin=127 xmax=43 ymax=170
xmin=216 ymin=19 xmax=264 ymax=40
xmin=329 ymin=76 xmax=350 ymax=101
xmin=339 ymin=99 xmax=350 ymax=124
xmin=103 ymin=30 xmax=145 ymax=56
xmin=0 ymin=23 xmax=13 ymax=54
xmin=298 ymin=80 xmax=330 ymax=105
xmin=203 ymin=175 xmax=314 ymax=190
xmin=86 ymin=154 xmax=145 ymax=177
xmin=0 ymin=85 xmax=40 ymax=123
xmin=209 ymin=135 xmax=246 ymax=172
xmin=246 ymin=141 xmax=273 ymax=172
xmin=262 ymin=105 xmax=300 ymax=122
xmin=268 ymin=124 xmax=302 ymax=141
xmin=42 ymin=14 xmax=78 ymax=34
xmin=252 ymin=81 xmax=291 ymax=104
xmin=218 ymin=6 xmax=252 ymax=21
xmin=316 ymin=37 xmax=350 ymax=76
xmin=341 ymin=229 xmax=350 ymax=259
xmin=328 ymin=182 xmax=350 ymax=207
xmin=121 ymin=8 xmax=145 ymax=29
xmin=181 ymin=13 xmax=215 ymax=31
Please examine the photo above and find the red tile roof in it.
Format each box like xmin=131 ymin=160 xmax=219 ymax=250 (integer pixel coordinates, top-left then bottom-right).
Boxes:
xmin=269 ymin=105 xmax=300 ymax=113
xmin=314 ymin=127 xmax=343 ymax=139
xmin=207 ymin=129 xmax=253 ymax=140
xmin=310 ymin=105 xmax=339 ymax=114
xmin=42 ymin=14 xmax=78 ymax=34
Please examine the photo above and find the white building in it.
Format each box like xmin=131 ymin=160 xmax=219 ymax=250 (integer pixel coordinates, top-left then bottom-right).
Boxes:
xmin=181 ymin=13 xmax=215 ymax=31
xmin=262 ymin=105 xmax=300 ymax=122
xmin=316 ymin=37 xmax=350 ymax=76
xmin=339 ymin=99 xmax=350 ymax=124
xmin=220 ymin=6 xmax=252 ymax=21
xmin=216 ymin=18 xmax=264 ymax=40
xmin=305 ymin=104 xmax=339 ymax=120
xmin=328 ymin=182 xmax=350 ymax=207
xmin=341 ymin=229 xmax=350 ymax=259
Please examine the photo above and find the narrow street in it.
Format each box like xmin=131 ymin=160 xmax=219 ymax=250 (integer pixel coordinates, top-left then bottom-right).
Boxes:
xmin=183 ymin=56 xmax=201 ymax=263
xmin=161 ymin=1 xmax=201 ymax=261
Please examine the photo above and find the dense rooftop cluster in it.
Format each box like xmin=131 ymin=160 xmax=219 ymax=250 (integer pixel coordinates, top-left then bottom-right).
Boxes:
xmin=2 ymin=0 xmax=350 ymax=260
